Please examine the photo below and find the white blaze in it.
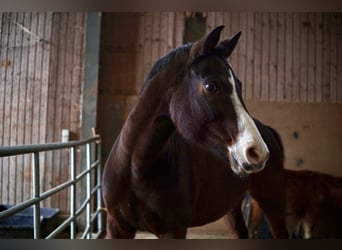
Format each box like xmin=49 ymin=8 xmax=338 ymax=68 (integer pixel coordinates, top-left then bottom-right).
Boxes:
xmin=227 ymin=68 xmax=269 ymax=174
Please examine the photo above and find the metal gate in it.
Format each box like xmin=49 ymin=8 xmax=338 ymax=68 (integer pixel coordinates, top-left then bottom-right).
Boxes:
xmin=0 ymin=136 xmax=104 ymax=239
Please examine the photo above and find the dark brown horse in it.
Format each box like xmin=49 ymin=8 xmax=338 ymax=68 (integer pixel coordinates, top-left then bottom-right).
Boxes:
xmin=102 ymin=26 xmax=288 ymax=238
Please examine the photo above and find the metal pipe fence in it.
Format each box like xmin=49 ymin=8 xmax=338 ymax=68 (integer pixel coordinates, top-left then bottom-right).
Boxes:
xmin=0 ymin=136 xmax=104 ymax=239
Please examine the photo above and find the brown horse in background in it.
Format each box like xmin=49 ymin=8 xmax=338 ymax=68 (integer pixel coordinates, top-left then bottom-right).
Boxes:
xmin=102 ymin=26 xmax=288 ymax=238
xmin=243 ymin=169 xmax=342 ymax=238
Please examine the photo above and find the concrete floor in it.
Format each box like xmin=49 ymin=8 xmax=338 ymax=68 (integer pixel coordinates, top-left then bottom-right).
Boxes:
xmin=135 ymin=218 xmax=232 ymax=239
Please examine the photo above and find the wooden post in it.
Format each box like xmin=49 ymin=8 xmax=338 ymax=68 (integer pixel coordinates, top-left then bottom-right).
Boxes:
xmin=79 ymin=12 xmax=101 ymax=229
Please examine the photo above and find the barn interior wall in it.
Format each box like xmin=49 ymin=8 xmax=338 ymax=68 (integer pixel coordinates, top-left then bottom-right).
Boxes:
xmin=0 ymin=12 xmax=86 ymax=213
xmin=206 ymin=12 xmax=342 ymax=103
xmin=246 ymin=101 xmax=342 ymax=177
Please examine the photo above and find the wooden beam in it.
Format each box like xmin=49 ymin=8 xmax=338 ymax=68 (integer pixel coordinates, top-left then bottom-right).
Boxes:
xmin=81 ymin=12 xmax=101 ymax=139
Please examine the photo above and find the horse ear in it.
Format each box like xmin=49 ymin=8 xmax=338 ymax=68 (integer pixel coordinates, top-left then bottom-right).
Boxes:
xmin=190 ymin=25 xmax=224 ymax=60
xmin=215 ymin=31 xmax=241 ymax=58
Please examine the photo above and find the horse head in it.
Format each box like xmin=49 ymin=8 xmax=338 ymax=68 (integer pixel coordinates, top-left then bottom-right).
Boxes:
xmin=169 ymin=25 xmax=269 ymax=176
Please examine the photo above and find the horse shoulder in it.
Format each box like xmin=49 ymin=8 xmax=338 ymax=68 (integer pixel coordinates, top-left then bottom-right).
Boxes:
xmin=102 ymin=134 xmax=133 ymax=207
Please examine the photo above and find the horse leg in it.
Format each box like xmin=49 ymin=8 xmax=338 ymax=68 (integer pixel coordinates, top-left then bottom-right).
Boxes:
xmin=224 ymin=206 xmax=249 ymax=239
xmin=249 ymin=182 xmax=289 ymax=239
xmin=106 ymin=213 xmax=136 ymax=239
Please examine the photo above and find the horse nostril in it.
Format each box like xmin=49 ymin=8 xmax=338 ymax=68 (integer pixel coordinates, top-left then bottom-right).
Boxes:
xmin=246 ymin=146 xmax=262 ymax=165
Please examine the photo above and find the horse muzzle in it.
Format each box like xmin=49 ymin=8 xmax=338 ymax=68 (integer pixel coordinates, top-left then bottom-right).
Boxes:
xmin=228 ymin=141 xmax=270 ymax=175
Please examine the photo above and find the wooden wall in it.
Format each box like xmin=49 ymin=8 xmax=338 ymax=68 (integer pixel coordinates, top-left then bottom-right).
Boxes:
xmin=206 ymin=12 xmax=342 ymax=103
xmin=0 ymin=12 xmax=86 ymax=212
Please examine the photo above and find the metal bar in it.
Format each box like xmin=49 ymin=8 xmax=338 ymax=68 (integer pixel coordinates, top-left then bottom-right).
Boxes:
xmin=0 ymin=197 xmax=39 ymax=219
xmin=0 ymin=136 xmax=100 ymax=157
xmin=32 ymin=152 xmax=41 ymax=239
xmin=70 ymin=146 xmax=76 ymax=239
xmin=45 ymin=215 xmax=75 ymax=239
xmin=0 ymin=168 xmax=101 ymax=219
xmin=0 ymin=136 xmax=105 ymax=239
xmin=81 ymin=208 xmax=102 ymax=239
xmin=96 ymin=142 xmax=103 ymax=234
xmin=39 ymin=193 xmax=104 ymax=239
xmin=86 ymin=143 xmax=91 ymax=239
xmin=50 ymin=195 xmax=93 ymax=239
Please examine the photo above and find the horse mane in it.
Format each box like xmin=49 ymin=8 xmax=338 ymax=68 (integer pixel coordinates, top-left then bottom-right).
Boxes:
xmin=141 ymin=44 xmax=192 ymax=91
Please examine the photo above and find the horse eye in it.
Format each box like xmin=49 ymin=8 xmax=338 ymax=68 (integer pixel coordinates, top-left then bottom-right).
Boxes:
xmin=204 ymin=82 xmax=217 ymax=93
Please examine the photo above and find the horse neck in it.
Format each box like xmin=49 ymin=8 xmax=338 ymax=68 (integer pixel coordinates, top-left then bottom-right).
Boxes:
xmin=119 ymin=75 xmax=171 ymax=152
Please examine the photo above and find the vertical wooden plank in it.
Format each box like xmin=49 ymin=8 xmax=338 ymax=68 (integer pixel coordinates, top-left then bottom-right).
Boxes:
xmin=70 ymin=12 xmax=84 ymax=134
xmin=173 ymin=12 xmax=184 ymax=47
xmin=229 ymin=12 xmax=239 ymax=71
xmin=30 ymin=12 xmax=41 ymax=208
xmin=166 ymin=12 xmax=175 ymax=50
xmin=143 ymin=13 xmax=153 ymax=80
xmin=0 ymin=12 xmax=2 ymax=33
xmin=222 ymin=12 xmax=230 ymax=38
xmin=252 ymin=12 xmax=262 ymax=101
xmin=70 ymin=13 xmax=85 ymax=210
xmin=135 ymin=13 xmax=145 ymax=88
xmin=307 ymin=13 xmax=316 ymax=102
xmin=315 ymin=13 xmax=323 ymax=103
xmin=276 ymin=13 xmax=285 ymax=102
xmin=299 ymin=13 xmax=309 ymax=102
xmin=80 ymin=12 xmax=101 ymax=215
xmin=269 ymin=13 xmax=278 ymax=102
xmin=329 ymin=13 xmax=338 ymax=103
xmin=245 ymin=12 xmax=254 ymax=100
xmin=25 ymin=11 xmax=36 ymax=147
xmin=159 ymin=12 xmax=168 ymax=56
xmin=0 ymin=13 xmax=11 ymax=203
xmin=50 ymin=13 xmax=66 ymax=207
xmin=0 ymin=12 xmax=7 ymax=204
xmin=18 ymin=12 xmax=30 ymax=202
xmin=227 ymin=12 xmax=239 ymax=68
xmin=30 ymin=12 xmax=40 ymax=145
xmin=151 ymin=12 xmax=161 ymax=66
xmin=35 ymin=12 xmax=45 ymax=144
xmin=59 ymin=12 xmax=74 ymax=212
xmin=58 ymin=11 xmax=67 ymax=211
xmin=292 ymin=13 xmax=301 ymax=102
xmin=337 ymin=13 xmax=342 ymax=103
xmin=45 ymin=11 xmax=58 ymax=208
xmin=0 ymin=12 xmax=8 ymax=200
xmin=14 ymin=12 xmax=25 ymax=203
xmin=206 ymin=12 xmax=215 ymax=31
xmin=33 ymin=12 xmax=47 ymax=208
xmin=238 ymin=12 xmax=247 ymax=98
xmin=284 ymin=13 xmax=293 ymax=102
xmin=322 ymin=13 xmax=331 ymax=103
xmin=260 ymin=13 xmax=270 ymax=101
xmin=23 ymin=12 xmax=34 ymax=202
xmin=3 ymin=13 xmax=12 ymax=204
xmin=7 ymin=13 xmax=18 ymax=205
xmin=39 ymin=12 xmax=53 ymax=207
xmin=215 ymin=12 xmax=224 ymax=27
